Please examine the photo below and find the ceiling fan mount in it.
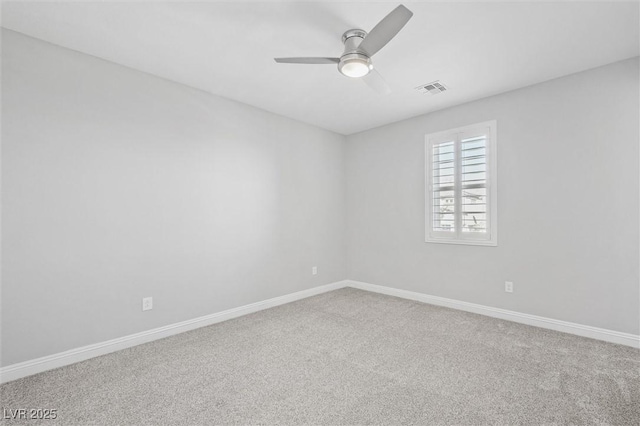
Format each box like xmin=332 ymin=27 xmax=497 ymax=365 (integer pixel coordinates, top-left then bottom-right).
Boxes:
xmin=341 ymin=29 xmax=368 ymax=45
xmin=274 ymin=4 xmax=413 ymax=94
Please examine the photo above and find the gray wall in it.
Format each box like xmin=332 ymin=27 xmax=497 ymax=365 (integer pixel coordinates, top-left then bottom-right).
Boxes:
xmin=346 ymin=58 xmax=640 ymax=335
xmin=3 ymin=29 xmax=638 ymax=367
xmin=1 ymin=30 xmax=346 ymax=366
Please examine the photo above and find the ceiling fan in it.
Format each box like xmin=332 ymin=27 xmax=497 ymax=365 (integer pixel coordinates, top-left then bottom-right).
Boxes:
xmin=274 ymin=4 xmax=413 ymax=95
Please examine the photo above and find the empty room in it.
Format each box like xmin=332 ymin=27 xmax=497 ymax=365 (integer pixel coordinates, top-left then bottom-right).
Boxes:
xmin=1 ymin=1 xmax=639 ymax=424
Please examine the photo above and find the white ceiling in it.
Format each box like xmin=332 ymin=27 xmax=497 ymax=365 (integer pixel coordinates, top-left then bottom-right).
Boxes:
xmin=2 ymin=1 xmax=639 ymax=135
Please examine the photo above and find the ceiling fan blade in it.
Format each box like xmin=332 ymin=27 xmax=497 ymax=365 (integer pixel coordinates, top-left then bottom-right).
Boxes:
xmin=362 ymin=68 xmax=391 ymax=95
xmin=358 ymin=5 xmax=413 ymax=57
xmin=274 ymin=57 xmax=339 ymax=64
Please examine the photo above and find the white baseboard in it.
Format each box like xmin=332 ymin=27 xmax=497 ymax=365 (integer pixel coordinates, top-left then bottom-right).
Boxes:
xmin=346 ymin=280 xmax=640 ymax=349
xmin=3 ymin=278 xmax=637 ymax=384
xmin=0 ymin=280 xmax=348 ymax=384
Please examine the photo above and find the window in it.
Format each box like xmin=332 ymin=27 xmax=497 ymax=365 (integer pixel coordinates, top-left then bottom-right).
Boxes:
xmin=425 ymin=121 xmax=497 ymax=246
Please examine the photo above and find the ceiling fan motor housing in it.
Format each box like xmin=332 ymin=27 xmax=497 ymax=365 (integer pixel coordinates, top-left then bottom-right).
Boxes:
xmin=339 ymin=29 xmax=372 ymax=78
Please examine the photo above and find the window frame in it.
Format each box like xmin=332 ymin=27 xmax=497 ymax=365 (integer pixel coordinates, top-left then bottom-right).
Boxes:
xmin=425 ymin=120 xmax=498 ymax=246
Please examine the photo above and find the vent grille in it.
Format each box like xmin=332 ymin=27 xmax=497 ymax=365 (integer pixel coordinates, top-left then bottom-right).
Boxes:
xmin=416 ymin=81 xmax=448 ymax=95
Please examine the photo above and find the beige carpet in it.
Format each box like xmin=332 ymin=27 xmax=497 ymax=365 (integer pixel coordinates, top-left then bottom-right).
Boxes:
xmin=1 ymin=288 xmax=639 ymax=425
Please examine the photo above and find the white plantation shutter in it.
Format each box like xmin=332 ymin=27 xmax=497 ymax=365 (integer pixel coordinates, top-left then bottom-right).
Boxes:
xmin=431 ymin=139 xmax=456 ymax=233
xmin=426 ymin=121 xmax=497 ymax=246
xmin=460 ymin=130 xmax=489 ymax=239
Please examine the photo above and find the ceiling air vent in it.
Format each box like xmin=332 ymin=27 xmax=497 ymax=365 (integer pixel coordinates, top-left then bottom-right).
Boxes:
xmin=416 ymin=81 xmax=448 ymax=95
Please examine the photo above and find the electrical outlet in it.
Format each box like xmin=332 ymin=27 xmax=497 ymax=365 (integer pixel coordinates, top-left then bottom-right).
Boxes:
xmin=505 ymin=281 xmax=514 ymax=293
xmin=312 ymin=266 xmax=318 ymax=275
xmin=142 ymin=297 xmax=153 ymax=311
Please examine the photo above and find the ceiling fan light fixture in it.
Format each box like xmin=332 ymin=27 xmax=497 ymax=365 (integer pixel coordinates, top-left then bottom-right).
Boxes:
xmin=338 ymin=53 xmax=372 ymax=78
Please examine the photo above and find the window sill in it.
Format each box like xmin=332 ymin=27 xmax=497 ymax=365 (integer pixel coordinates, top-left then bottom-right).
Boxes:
xmin=425 ymin=238 xmax=497 ymax=247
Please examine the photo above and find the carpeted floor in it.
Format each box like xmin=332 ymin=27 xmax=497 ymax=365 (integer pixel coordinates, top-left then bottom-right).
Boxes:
xmin=1 ymin=288 xmax=639 ymax=425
